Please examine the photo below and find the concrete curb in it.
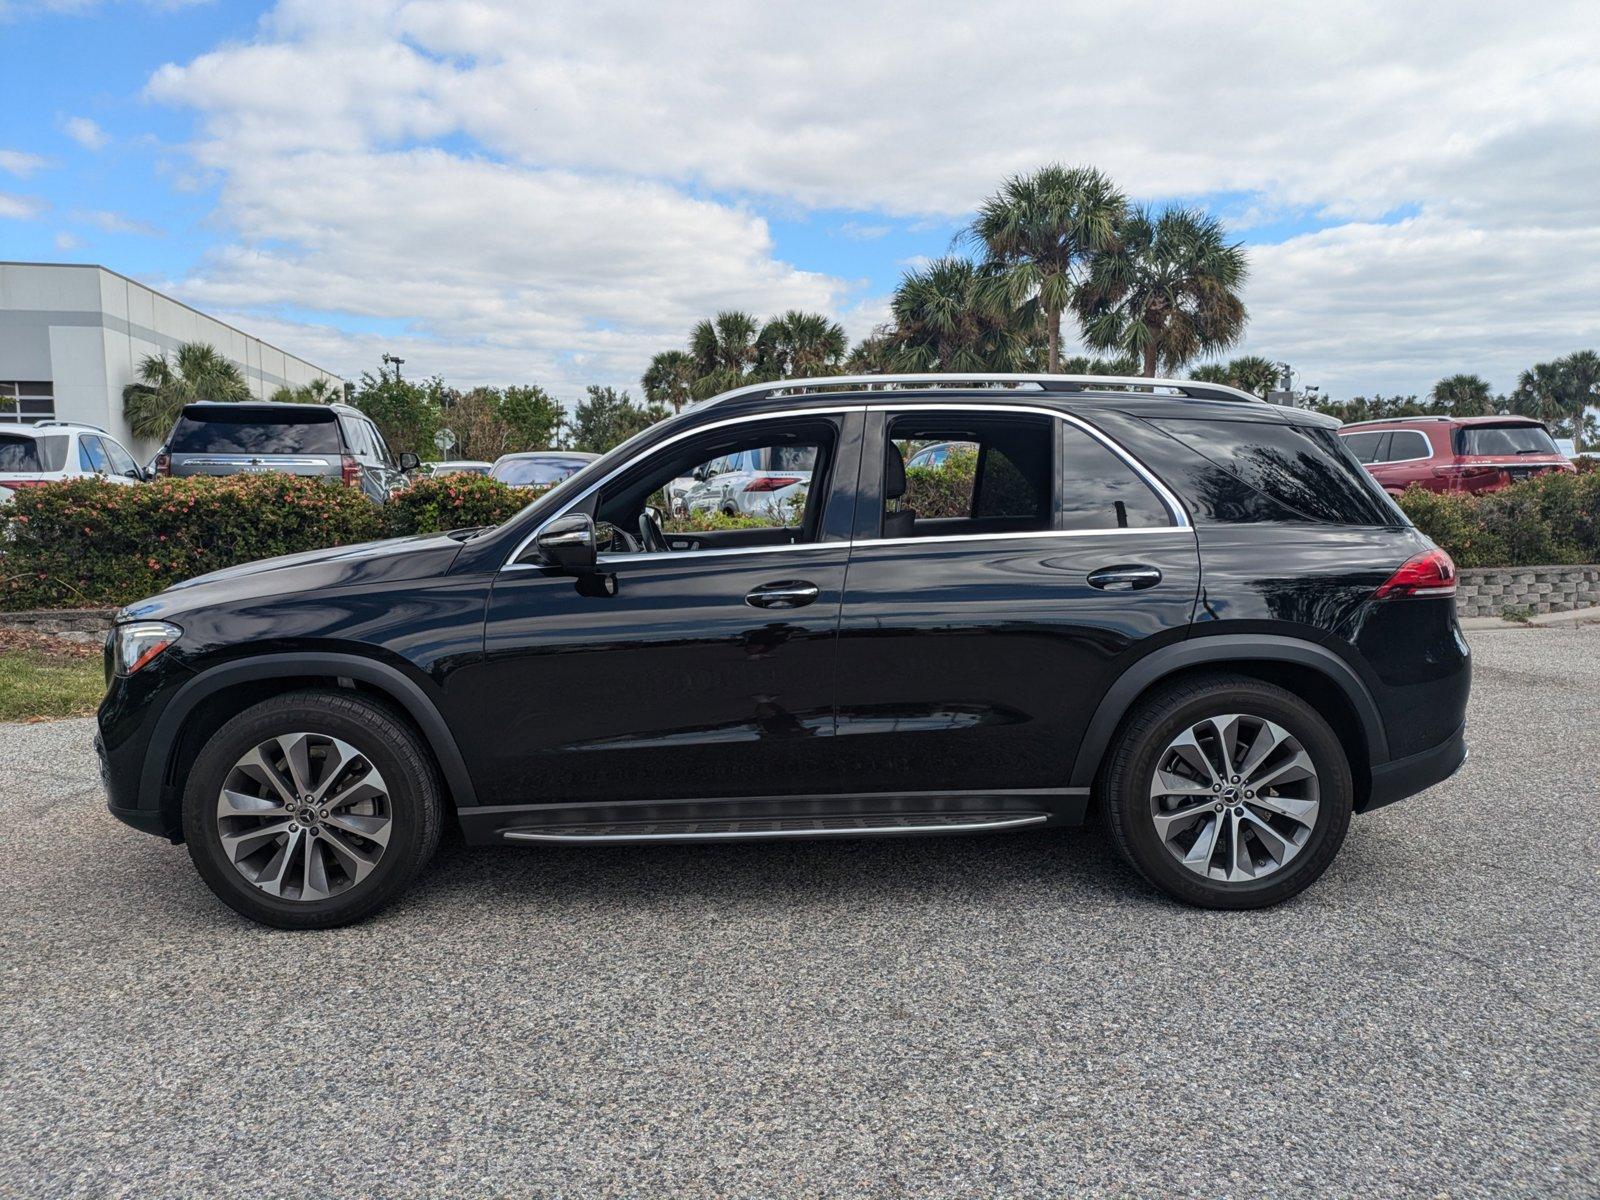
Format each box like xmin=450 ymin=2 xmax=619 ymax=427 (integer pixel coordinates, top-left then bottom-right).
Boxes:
xmin=1460 ymin=604 xmax=1600 ymax=631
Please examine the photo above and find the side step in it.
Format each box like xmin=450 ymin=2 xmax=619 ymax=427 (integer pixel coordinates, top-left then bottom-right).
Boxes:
xmin=500 ymin=811 xmax=1049 ymax=845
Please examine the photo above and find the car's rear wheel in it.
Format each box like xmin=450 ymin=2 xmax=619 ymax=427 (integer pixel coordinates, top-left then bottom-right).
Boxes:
xmin=1100 ymin=674 xmax=1352 ymax=909
xmin=183 ymin=690 xmax=443 ymax=929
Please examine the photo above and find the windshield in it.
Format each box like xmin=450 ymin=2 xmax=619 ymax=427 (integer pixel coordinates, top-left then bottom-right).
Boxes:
xmin=0 ymin=433 xmax=67 ymax=473
xmin=1456 ymin=424 xmax=1559 ymax=456
xmin=170 ymin=408 xmax=342 ymax=455
xmin=491 ymin=456 xmax=594 ymax=487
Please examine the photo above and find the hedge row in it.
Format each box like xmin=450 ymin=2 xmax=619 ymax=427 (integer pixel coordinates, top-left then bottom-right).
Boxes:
xmin=2 ymin=465 xmax=1596 ymax=609
xmin=0 ymin=474 xmax=541 ymax=609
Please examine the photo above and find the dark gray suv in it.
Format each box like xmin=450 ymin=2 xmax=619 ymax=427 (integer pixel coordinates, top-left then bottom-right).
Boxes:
xmin=154 ymin=402 xmax=417 ymax=502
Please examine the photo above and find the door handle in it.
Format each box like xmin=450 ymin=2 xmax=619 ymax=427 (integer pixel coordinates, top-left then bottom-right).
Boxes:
xmin=1086 ymin=564 xmax=1162 ymax=591
xmin=745 ymin=580 xmax=820 ymax=609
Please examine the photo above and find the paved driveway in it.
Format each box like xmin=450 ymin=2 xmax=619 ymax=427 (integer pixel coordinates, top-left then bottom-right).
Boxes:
xmin=1 ymin=627 xmax=1596 ymax=1199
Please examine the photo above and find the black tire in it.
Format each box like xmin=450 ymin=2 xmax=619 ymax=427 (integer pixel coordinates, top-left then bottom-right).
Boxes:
xmin=1100 ymin=673 xmax=1353 ymax=909
xmin=183 ymin=689 xmax=444 ymax=929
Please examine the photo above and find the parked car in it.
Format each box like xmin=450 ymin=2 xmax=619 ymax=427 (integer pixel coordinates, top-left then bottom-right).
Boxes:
xmin=681 ymin=443 xmax=815 ymax=520
xmin=906 ymin=440 xmax=975 ymax=469
xmin=0 ymin=421 xmax=146 ymax=494
xmin=421 ymin=460 xmax=493 ymax=478
xmin=1338 ymin=415 xmax=1574 ymax=495
xmin=489 ymin=451 xmax=599 ymax=489
xmin=99 ymin=371 xmax=1470 ymax=928
xmin=155 ymin=402 xmax=418 ymax=503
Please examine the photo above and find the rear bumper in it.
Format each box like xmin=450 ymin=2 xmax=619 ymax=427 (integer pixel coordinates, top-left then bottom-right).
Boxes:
xmin=1361 ymin=720 xmax=1467 ymax=812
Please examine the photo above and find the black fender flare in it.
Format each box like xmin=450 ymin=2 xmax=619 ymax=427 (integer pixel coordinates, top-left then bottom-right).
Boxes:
xmin=142 ymin=652 xmax=478 ymax=812
xmin=1068 ymin=635 xmax=1389 ymax=788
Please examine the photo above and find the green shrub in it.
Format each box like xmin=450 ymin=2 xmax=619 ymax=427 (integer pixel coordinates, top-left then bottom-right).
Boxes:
xmin=1397 ymin=470 xmax=1600 ymax=568
xmin=903 ymin=446 xmax=977 ymax=518
xmin=381 ymin=474 xmax=540 ymax=538
xmin=2 ymin=475 xmax=384 ymax=609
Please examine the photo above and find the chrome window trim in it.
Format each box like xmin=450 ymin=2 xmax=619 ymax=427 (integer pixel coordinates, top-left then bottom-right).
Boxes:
xmin=501 ymin=400 xmax=1190 ymax=571
xmin=1382 ymin=429 xmax=1435 ymax=464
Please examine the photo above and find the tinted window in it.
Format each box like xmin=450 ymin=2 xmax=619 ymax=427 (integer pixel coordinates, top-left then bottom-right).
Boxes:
xmin=1340 ymin=431 xmax=1385 ymax=464
xmin=1151 ymin=418 xmax=1398 ymax=526
xmin=79 ymin=436 xmax=110 ymax=473
xmin=366 ymin=422 xmax=395 ymax=466
xmin=101 ymin=438 xmax=140 ymax=476
xmin=169 ymin=407 xmax=342 ymax=454
xmin=0 ymin=433 xmax=67 ymax=472
xmin=492 ymin=457 xmax=592 ymax=487
xmin=1060 ymin=426 xmax=1171 ymax=530
xmin=1385 ymin=430 xmax=1432 ymax=461
xmin=891 ymin=412 xmax=1053 ymax=534
xmin=341 ymin=417 xmax=374 ymax=458
xmin=1457 ymin=425 xmax=1559 ymax=456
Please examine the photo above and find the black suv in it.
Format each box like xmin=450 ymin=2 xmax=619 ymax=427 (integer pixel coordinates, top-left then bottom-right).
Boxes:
xmin=98 ymin=373 xmax=1470 ymax=928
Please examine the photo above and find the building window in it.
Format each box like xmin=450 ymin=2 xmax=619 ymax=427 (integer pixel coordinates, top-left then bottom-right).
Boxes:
xmin=0 ymin=382 xmax=55 ymax=424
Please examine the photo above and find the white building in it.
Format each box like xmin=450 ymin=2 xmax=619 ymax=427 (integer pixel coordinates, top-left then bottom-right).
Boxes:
xmin=0 ymin=262 xmax=341 ymax=455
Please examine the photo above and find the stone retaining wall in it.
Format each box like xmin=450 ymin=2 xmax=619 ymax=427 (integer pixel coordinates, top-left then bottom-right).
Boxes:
xmin=0 ymin=607 xmax=117 ymax=643
xmin=1456 ymin=565 xmax=1600 ymax=618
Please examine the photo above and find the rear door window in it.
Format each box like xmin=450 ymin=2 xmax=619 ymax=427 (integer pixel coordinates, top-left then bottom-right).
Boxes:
xmin=0 ymin=433 xmax=67 ymax=472
xmin=1384 ymin=430 xmax=1432 ymax=461
xmin=1340 ymin=431 xmax=1385 ymax=464
xmin=169 ymin=408 xmax=343 ymax=454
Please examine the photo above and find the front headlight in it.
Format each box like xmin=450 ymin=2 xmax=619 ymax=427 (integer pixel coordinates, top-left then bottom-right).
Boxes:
xmin=112 ymin=621 xmax=182 ymax=676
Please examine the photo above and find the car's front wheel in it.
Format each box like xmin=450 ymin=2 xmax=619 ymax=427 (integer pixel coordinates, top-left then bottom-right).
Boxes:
xmin=183 ymin=690 xmax=443 ymax=929
xmin=1100 ymin=674 xmax=1353 ymax=909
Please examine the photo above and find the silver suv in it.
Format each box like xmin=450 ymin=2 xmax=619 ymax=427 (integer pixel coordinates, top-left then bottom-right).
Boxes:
xmin=156 ymin=402 xmax=418 ymax=502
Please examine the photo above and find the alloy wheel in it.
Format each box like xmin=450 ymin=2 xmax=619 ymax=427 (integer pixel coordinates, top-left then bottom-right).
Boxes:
xmin=215 ymin=732 xmax=393 ymax=902
xmin=1148 ymin=713 xmax=1320 ymax=883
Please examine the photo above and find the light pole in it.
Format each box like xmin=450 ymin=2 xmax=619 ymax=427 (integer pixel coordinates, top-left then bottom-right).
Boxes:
xmin=382 ymin=353 xmax=405 ymax=380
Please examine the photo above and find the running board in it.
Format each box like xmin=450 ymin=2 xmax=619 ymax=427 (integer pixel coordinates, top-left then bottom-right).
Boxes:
xmin=499 ymin=811 xmax=1049 ymax=845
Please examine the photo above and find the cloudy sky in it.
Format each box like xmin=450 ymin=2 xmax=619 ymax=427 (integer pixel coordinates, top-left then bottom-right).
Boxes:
xmin=2 ymin=0 xmax=1597 ymax=406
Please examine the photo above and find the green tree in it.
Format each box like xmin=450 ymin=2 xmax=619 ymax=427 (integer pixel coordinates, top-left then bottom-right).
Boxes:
xmin=566 ymin=386 xmax=667 ymax=453
xmin=497 ymin=385 xmax=564 ymax=451
xmin=886 ymin=257 xmax=1038 ymax=372
xmin=1059 ymin=353 xmax=1140 ymax=376
xmin=1512 ymin=360 xmax=1571 ymax=432
xmin=845 ymin=331 xmax=896 ymax=374
xmin=1195 ymin=355 xmax=1281 ymax=399
xmin=641 ymin=350 xmax=697 ymax=412
xmin=1074 ymin=205 xmax=1249 ymax=377
xmin=269 ymin=377 xmax=339 ymax=405
xmin=350 ymin=369 xmax=444 ymax=459
xmin=121 ymin=342 xmax=251 ymax=441
xmin=1431 ymin=373 xmax=1494 ymax=417
xmin=966 ymin=164 xmax=1125 ymax=373
xmin=756 ymin=310 xmax=848 ymax=378
xmin=690 ymin=310 xmax=765 ymax=399
xmin=1557 ymin=350 xmax=1599 ymax=450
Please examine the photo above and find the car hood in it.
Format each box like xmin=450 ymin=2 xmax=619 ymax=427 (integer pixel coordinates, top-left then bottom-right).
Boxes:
xmin=120 ymin=534 xmax=464 ymax=621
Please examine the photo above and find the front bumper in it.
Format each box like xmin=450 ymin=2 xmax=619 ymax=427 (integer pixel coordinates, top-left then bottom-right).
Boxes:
xmin=1361 ymin=720 xmax=1467 ymax=812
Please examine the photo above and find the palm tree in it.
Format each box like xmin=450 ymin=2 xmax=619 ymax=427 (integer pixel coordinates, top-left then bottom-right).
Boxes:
xmin=122 ymin=342 xmax=251 ymax=440
xmin=269 ymin=377 xmax=338 ymax=405
xmin=966 ymin=164 xmax=1125 ymax=373
xmin=1059 ymin=353 xmax=1140 ymax=376
xmin=845 ymin=331 xmax=896 ymax=374
xmin=1512 ymin=361 xmax=1571 ymax=432
xmin=1074 ymin=205 xmax=1249 ymax=377
xmin=1225 ymin=356 xmax=1283 ymax=399
xmin=641 ymin=350 xmax=696 ymax=412
xmin=1558 ymin=350 xmax=1599 ymax=450
xmin=756 ymin=311 xmax=848 ymax=378
xmin=689 ymin=310 xmax=763 ymax=399
xmin=886 ymin=257 xmax=1037 ymax=372
xmin=1431 ymin=373 xmax=1493 ymax=417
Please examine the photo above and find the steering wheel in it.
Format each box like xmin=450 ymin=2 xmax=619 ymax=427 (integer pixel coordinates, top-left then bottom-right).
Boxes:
xmin=638 ymin=506 xmax=669 ymax=554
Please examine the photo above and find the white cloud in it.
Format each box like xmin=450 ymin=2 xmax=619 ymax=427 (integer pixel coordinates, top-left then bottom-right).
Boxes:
xmin=63 ymin=116 xmax=109 ymax=151
xmin=0 ymin=191 xmax=48 ymax=220
xmin=71 ymin=208 xmax=162 ymax=236
xmin=144 ymin=0 xmax=1600 ymax=396
xmin=54 ymin=231 xmax=84 ymax=250
xmin=0 ymin=149 xmax=52 ymax=178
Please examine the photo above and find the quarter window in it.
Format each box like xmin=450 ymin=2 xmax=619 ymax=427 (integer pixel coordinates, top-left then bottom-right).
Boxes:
xmin=1383 ymin=430 xmax=1431 ymax=461
xmin=1059 ymin=425 xmax=1172 ymax=530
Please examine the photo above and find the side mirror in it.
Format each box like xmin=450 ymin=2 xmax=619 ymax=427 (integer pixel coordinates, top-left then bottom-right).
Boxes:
xmin=398 ymin=451 xmax=421 ymax=472
xmin=532 ymin=513 xmax=598 ymax=572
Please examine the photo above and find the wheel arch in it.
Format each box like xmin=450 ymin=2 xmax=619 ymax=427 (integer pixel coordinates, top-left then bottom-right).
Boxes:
xmin=146 ymin=653 xmax=478 ymax=837
xmin=1070 ymin=635 xmax=1388 ymax=807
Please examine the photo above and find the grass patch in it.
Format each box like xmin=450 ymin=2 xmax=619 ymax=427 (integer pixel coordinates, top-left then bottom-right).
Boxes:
xmin=0 ymin=631 xmax=105 ymax=722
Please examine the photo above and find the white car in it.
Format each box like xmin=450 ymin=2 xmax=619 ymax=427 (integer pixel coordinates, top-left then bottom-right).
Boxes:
xmin=0 ymin=422 xmax=146 ymax=495
xmin=682 ymin=444 xmax=814 ymax=521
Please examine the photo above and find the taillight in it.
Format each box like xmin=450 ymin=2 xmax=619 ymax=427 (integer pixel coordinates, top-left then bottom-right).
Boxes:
xmin=341 ymin=454 xmax=361 ymax=486
xmin=1374 ymin=548 xmax=1457 ymax=599
xmin=153 ymin=452 xmax=171 ymax=476
xmin=743 ymin=475 xmax=802 ymax=492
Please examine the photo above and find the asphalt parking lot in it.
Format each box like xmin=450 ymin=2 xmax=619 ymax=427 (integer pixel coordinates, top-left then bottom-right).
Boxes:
xmin=1 ymin=626 xmax=1596 ymax=1199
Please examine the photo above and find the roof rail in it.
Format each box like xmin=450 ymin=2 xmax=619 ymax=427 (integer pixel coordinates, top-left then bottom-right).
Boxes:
xmin=1338 ymin=415 xmax=1455 ymax=428
xmin=693 ymin=371 xmax=1265 ymax=408
xmin=36 ymin=420 xmax=108 ymax=433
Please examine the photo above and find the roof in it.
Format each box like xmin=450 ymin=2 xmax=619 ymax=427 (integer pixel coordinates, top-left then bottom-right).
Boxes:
xmin=1339 ymin=414 xmax=1545 ymax=430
